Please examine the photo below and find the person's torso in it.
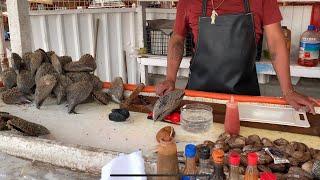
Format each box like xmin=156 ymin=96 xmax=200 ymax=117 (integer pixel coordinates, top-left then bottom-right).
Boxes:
xmin=184 ymin=0 xmax=263 ymax=45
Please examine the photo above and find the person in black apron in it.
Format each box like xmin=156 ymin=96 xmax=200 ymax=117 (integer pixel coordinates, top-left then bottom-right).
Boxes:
xmin=156 ymin=0 xmax=318 ymax=114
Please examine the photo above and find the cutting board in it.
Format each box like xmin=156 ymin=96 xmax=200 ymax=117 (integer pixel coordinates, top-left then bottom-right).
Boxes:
xmin=239 ymin=103 xmax=310 ymax=128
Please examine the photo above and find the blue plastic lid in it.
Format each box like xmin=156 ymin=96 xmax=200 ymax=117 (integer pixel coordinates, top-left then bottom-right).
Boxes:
xmin=185 ymin=144 xmax=197 ymax=158
xmin=308 ymin=25 xmax=316 ymax=31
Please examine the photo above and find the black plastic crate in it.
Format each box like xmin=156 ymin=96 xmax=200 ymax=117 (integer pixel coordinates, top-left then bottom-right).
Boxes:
xmin=146 ymin=27 xmax=193 ymax=57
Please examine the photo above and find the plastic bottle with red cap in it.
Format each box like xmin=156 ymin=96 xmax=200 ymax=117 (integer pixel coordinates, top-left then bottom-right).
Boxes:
xmin=244 ymin=153 xmax=259 ymax=180
xmin=260 ymin=172 xmax=277 ymax=180
xmin=229 ymin=152 xmax=240 ymax=180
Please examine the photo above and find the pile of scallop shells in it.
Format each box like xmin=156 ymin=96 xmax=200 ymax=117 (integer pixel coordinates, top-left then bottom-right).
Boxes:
xmin=1 ymin=49 xmax=123 ymax=113
xmin=198 ymin=133 xmax=320 ymax=180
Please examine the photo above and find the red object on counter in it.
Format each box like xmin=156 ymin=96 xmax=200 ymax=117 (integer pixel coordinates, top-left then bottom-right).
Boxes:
xmin=224 ymin=96 xmax=240 ymax=135
xmin=147 ymin=112 xmax=181 ymax=124
xmin=260 ymin=172 xmax=277 ymax=180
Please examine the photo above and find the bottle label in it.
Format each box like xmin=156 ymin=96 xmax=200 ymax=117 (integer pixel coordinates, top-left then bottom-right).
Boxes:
xmin=299 ymin=41 xmax=320 ymax=60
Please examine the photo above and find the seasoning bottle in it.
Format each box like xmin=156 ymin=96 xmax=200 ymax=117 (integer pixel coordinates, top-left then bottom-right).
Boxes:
xmin=229 ymin=152 xmax=240 ymax=180
xmin=197 ymin=146 xmax=212 ymax=180
xmin=157 ymin=137 xmax=179 ymax=180
xmin=182 ymin=144 xmax=197 ymax=180
xmin=298 ymin=25 xmax=320 ymax=67
xmin=260 ymin=172 xmax=276 ymax=180
xmin=212 ymin=149 xmax=225 ymax=180
xmin=224 ymin=96 xmax=240 ymax=135
xmin=244 ymin=153 xmax=259 ymax=180
xmin=282 ymin=26 xmax=291 ymax=55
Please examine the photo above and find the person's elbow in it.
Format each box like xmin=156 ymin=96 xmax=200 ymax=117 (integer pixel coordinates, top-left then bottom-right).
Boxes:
xmin=169 ymin=33 xmax=185 ymax=48
xmin=264 ymin=23 xmax=288 ymax=60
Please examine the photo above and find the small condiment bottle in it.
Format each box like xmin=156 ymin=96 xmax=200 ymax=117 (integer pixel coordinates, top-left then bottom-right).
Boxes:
xmin=157 ymin=137 xmax=179 ymax=180
xmin=212 ymin=149 xmax=225 ymax=180
xmin=182 ymin=144 xmax=197 ymax=180
xmin=244 ymin=153 xmax=259 ymax=180
xmin=229 ymin=152 xmax=240 ymax=180
xmin=282 ymin=26 xmax=291 ymax=55
xmin=224 ymin=96 xmax=240 ymax=135
xmin=197 ymin=146 xmax=212 ymax=180
xmin=260 ymin=172 xmax=276 ymax=180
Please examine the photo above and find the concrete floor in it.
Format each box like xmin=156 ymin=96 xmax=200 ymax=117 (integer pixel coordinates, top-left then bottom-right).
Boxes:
xmin=148 ymin=74 xmax=320 ymax=98
xmin=0 ymin=152 xmax=98 ymax=180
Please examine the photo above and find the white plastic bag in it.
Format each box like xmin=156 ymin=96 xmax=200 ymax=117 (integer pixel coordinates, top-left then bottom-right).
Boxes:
xmin=101 ymin=151 xmax=146 ymax=180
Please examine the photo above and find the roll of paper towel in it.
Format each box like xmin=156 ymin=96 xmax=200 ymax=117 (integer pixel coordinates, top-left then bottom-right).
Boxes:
xmin=101 ymin=151 xmax=146 ymax=180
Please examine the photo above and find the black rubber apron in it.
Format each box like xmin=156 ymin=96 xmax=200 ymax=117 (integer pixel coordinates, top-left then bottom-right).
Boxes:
xmin=187 ymin=0 xmax=260 ymax=95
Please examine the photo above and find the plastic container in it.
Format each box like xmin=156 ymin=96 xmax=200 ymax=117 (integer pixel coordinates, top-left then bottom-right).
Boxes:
xmin=282 ymin=26 xmax=291 ymax=55
xmin=157 ymin=137 xmax=179 ymax=180
xmin=298 ymin=25 xmax=320 ymax=67
xmin=211 ymin=149 xmax=225 ymax=180
xmin=182 ymin=144 xmax=197 ymax=180
xmin=180 ymin=104 xmax=213 ymax=133
xmin=244 ymin=153 xmax=259 ymax=180
xmin=260 ymin=172 xmax=276 ymax=180
xmin=224 ymin=96 xmax=240 ymax=135
xmin=229 ymin=152 xmax=240 ymax=180
xmin=197 ymin=146 xmax=212 ymax=180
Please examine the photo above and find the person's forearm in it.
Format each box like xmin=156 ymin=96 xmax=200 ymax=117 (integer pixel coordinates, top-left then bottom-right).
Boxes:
xmin=166 ymin=36 xmax=184 ymax=83
xmin=270 ymin=43 xmax=293 ymax=95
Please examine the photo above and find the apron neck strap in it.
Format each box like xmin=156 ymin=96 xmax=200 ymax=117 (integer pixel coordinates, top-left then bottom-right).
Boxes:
xmin=202 ymin=0 xmax=251 ymax=17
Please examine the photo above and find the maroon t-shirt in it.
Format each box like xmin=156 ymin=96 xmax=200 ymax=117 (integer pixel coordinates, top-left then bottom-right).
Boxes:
xmin=174 ymin=0 xmax=283 ymax=44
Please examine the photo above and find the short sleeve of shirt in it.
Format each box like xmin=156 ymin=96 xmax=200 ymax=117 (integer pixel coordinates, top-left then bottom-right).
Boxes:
xmin=173 ymin=0 xmax=188 ymax=37
xmin=262 ymin=0 xmax=283 ymax=26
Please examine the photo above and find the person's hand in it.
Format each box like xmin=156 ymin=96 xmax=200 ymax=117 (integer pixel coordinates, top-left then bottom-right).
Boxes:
xmin=284 ymin=90 xmax=319 ymax=115
xmin=155 ymin=80 xmax=175 ymax=96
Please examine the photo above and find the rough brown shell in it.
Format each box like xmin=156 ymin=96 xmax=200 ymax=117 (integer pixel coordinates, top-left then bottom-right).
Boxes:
xmin=288 ymin=157 xmax=300 ymax=166
xmin=261 ymin=138 xmax=273 ymax=147
xmin=286 ymin=167 xmax=313 ymax=180
xmin=229 ymin=148 xmax=242 ymax=155
xmin=301 ymin=161 xmax=314 ymax=174
xmin=274 ymin=173 xmax=286 ymax=180
xmin=240 ymin=154 xmax=248 ymax=167
xmin=156 ymin=126 xmax=175 ymax=143
xmin=203 ymin=140 xmax=215 ymax=150
xmin=243 ymin=144 xmax=262 ymax=153
xmin=274 ymin=138 xmax=289 ymax=146
xmin=268 ymin=163 xmax=287 ymax=173
xmin=292 ymin=150 xmax=311 ymax=163
xmin=256 ymin=151 xmax=273 ymax=165
xmin=214 ymin=141 xmax=230 ymax=152
xmin=291 ymin=142 xmax=308 ymax=152
xmin=285 ymin=144 xmax=295 ymax=155
xmin=217 ymin=132 xmax=231 ymax=141
xmin=258 ymin=165 xmax=272 ymax=172
xmin=227 ymin=135 xmax=246 ymax=149
xmin=246 ymin=135 xmax=261 ymax=145
xmin=7 ymin=117 xmax=50 ymax=136
xmin=239 ymin=166 xmax=245 ymax=175
xmin=314 ymin=153 xmax=320 ymax=161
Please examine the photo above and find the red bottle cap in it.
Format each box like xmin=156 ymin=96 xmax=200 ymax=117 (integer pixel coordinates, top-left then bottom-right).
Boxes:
xmin=247 ymin=152 xmax=258 ymax=166
xmin=229 ymin=152 xmax=240 ymax=166
xmin=260 ymin=172 xmax=277 ymax=180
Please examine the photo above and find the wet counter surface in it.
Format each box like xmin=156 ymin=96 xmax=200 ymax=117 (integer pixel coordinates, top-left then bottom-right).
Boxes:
xmin=1 ymin=96 xmax=319 ymax=154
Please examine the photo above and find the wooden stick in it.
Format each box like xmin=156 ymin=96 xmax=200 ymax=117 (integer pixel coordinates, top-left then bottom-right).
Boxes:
xmin=93 ymin=18 xmax=100 ymax=60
